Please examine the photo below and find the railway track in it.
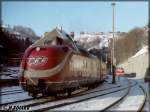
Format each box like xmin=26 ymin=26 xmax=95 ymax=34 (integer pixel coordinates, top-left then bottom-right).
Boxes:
xmin=1 ymin=78 xmax=147 ymax=112
xmin=0 ymin=78 xmax=127 ymax=107
xmin=1 ymin=90 xmax=24 ymax=96
xmin=137 ymin=85 xmax=147 ymax=112
xmin=104 ymin=81 xmax=147 ymax=112
xmin=0 ymin=77 xmax=124 ymax=105
xmin=1 ymin=89 xmax=22 ymax=93
xmin=0 ymin=93 xmax=33 ymax=106
xmin=1 ymin=78 xmax=130 ymax=111
xmin=1 ymin=86 xmax=88 ymax=106
xmin=50 ymin=79 xmax=133 ymax=111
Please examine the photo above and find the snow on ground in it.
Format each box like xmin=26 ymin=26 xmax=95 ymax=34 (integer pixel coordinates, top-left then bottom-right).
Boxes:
xmin=124 ymin=77 xmax=149 ymax=111
xmin=1 ymin=86 xmax=22 ymax=92
xmin=0 ymin=75 xmax=16 ymax=79
xmin=30 ymin=77 xmax=129 ymax=111
xmin=52 ymin=78 xmax=148 ymax=111
xmin=1 ymin=92 xmax=32 ymax=104
xmin=7 ymin=96 xmax=54 ymax=107
xmin=109 ymin=84 xmax=145 ymax=111
xmin=118 ymin=45 xmax=148 ymax=78
xmin=53 ymin=89 xmax=128 ymax=111
xmin=141 ymin=83 xmax=149 ymax=111
xmin=0 ymin=67 xmax=20 ymax=79
xmin=6 ymin=67 xmax=20 ymax=71
xmin=131 ymin=46 xmax=148 ymax=58
xmin=82 ymin=77 xmax=128 ymax=95
xmin=1 ymin=75 xmax=148 ymax=111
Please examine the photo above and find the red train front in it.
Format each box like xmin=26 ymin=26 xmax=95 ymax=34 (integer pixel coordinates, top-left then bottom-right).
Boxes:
xmin=19 ymin=28 xmax=107 ymax=97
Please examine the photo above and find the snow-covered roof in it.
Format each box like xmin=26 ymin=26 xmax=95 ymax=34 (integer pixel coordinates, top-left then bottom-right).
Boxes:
xmin=13 ymin=31 xmax=21 ymax=35
xmin=2 ymin=24 xmax=7 ymax=28
xmin=132 ymin=46 xmax=148 ymax=58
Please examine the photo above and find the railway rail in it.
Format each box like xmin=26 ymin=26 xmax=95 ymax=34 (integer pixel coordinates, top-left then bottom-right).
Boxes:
xmin=50 ymin=79 xmax=133 ymax=111
xmin=104 ymin=81 xmax=147 ymax=112
xmin=0 ymin=77 xmax=147 ymax=112
xmin=1 ymin=78 xmax=129 ymax=111
xmin=138 ymin=85 xmax=147 ymax=112
xmin=0 ymin=76 xmax=122 ymax=105
xmin=1 ymin=90 xmax=24 ymax=96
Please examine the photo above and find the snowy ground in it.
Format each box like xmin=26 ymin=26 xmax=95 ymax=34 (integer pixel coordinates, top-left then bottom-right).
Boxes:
xmin=141 ymin=82 xmax=149 ymax=111
xmin=0 ymin=86 xmax=32 ymax=104
xmin=53 ymin=88 xmax=128 ymax=111
xmin=0 ymin=72 xmax=149 ymax=111
xmin=52 ymin=77 xmax=148 ymax=111
xmin=131 ymin=46 xmax=148 ymax=58
xmin=1 ymin=92 xmax=32 ymax=105
xmin=1 ymin=86 xmax=22 ymax=93
xmin=28 ymin=77 xmax=130 ymax=111
xmin=109 ymin=82 xmax=147 ymax=111
xmin=0 ymin=67 xmax=20 ymax=79
xmin=0 ymin=67 xmax=31 ymax=105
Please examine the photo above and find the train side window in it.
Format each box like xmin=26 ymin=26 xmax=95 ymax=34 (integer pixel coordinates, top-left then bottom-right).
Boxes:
xmin=44 ymin=37 xmax=64 ymax=46
xmin=44 ymin=39 xmax=57 ymax=46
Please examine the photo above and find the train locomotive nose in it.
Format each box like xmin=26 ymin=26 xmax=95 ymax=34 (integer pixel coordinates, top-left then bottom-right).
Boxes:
xmin=26 ymin=45 xmax=69 ymax=70
xmin=19 ymin=45 xmax=69 ymax=96
xmin=20 ymin=45 xmax=69 ymax=84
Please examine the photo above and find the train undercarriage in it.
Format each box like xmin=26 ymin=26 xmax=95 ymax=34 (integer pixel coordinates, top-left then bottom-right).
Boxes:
xmin=21 ymin=78 xmax=104 ymax=98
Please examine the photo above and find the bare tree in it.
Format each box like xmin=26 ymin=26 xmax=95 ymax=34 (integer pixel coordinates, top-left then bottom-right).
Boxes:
xmin=114 ymin=27 xmax=148 ymax=64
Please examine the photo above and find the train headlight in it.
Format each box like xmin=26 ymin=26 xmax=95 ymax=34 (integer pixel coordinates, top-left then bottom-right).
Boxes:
xmin=36 ymin=47 xmax=40 ymax=52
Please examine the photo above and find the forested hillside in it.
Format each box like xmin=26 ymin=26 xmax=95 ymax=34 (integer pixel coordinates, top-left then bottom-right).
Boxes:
xmin=114 ymin=27 xmax=148 ymax=64
xmin=0 ymin=26 xmax=38 ymax=66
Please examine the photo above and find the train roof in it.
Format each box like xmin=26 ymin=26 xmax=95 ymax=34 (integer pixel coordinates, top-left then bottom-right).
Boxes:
xmin=31 ymin=27 xmax=97 ymax=59
xmin=77 ymin=46 xmax=97 ymax=58
xmin=31 ymin=27 xmax=79 ymax=51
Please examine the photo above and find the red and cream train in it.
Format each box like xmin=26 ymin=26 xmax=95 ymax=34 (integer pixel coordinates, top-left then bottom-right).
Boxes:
xmin=19 ymin=28 xmax=108 ymax=97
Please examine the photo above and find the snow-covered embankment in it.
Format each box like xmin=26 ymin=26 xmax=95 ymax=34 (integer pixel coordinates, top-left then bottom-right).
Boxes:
xmin=118 ymin=46 xmax=148 ymax=78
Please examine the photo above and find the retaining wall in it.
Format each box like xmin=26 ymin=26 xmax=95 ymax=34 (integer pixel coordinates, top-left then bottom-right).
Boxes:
xmin=118 ymin=52 xmax=148 ymax=78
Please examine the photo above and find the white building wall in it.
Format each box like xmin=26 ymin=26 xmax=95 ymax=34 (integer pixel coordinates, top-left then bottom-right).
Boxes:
xmin=118 ymin=52 xmax=148 ymax=78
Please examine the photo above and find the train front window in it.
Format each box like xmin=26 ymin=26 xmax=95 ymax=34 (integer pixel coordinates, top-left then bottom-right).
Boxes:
xmin=60 ymin=30 xmax=79 ymax=52
xmin=44 ymin=40 xmax=52 ymax=45
xmin=32 ymin=28 xmax=79 ymax=52
xmin=56 ymin=37 xmax=63 ymax=45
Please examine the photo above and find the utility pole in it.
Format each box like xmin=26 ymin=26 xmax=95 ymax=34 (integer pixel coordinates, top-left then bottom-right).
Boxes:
xmin=111 ymin=2 xmax=116 ymax=84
